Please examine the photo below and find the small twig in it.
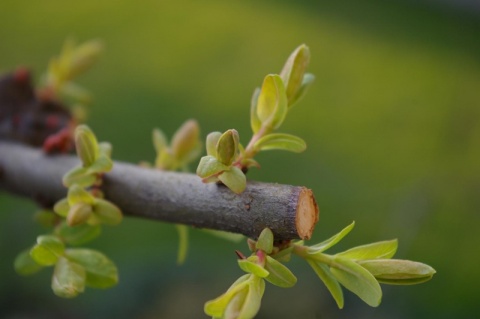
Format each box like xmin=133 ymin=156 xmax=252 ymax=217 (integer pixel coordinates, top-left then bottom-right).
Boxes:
xmin=0 ymin=141 xmax=319 ymax=240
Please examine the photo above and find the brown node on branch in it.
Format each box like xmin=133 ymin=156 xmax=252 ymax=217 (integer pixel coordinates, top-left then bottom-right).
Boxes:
xmin=0 ymin=69 xmax=73 ymax=151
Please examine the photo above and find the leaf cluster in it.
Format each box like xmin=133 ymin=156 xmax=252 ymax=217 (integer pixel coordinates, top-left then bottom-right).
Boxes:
xmin=197 ymin=45 xmax=313 ymax=194
xmin=14 ymin=125 xmax=122 ymax=298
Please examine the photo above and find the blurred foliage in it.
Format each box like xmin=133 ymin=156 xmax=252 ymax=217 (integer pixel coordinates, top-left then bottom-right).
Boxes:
xmin=1 ymin=0 xmax=479 ymax=318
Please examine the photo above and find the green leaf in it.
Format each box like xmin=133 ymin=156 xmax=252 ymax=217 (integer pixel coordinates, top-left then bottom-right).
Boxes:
xmin=308 ymin=221 xmax=355 ymax=254
xmin=14 ymin=249 xmax=44 ymax=276
xmin=152 ymin=128 xmax=168 ymax=153
xmin=256 ymin=74 xmax=288 ymax=130
xmin=67 ymin=184 xmax=96 ymax=206
xmin=74 ymin=125 xmax=99 ymax=167
xmin=336 ymin=239 xmax=398 ymax=260
xmin=201 ymin=229 xmax=244 ymax=242
xmin=55 ymin=222 xmax=101 ymax=246
xmin=62 ymin=166 xmax=97 ymax=188
xmin=85 ymin=154 xmax=113 ymax=174
xmin=69 ymin=39 xmax=103 ymax=80
xmin=359 ymin=259 xmax=436 ymax=285
xmin=51 ymin=257 xmax=86 ymax=298
xmin=253 ymin=133 xmax=306 ymax=153
xmin=204 ymin=274 xmax=250 ymax=317
xmin=196 ymin=155 xmax=228 ymax=179
xmin=225 ymin=275 xmax=265 ymax=319
xmin=238 ymin=256 xmax=269 ymax=278
xmin=264 ymin=256 xmax=297 ymax=288
xmin=34 ymin=210 xmax=57 ymax=228
xmin=206 ymin=132 xmax=222 ymax=157
xmin=65 ymin=249 xmax=118 ymax=289
xmin=54 ymin=198 xmax=70 ymax=217
xmin=171 ymin=119 xmax=200 ymax=163
xmin=279 ymin=44 xmax=310 ymax=106
xmin=176 ymin=224 xmax=189 ymax=265
xmin=98 ymin=142 xmax=112 ymax=158
xmin=272 ymin=245 xmax=294 ymax=262
xmin=30 ymin=235 xmax=65 ymax=266
xmin=289 ymin=73 xmax=315 ymax=107
xmin=216 ymin=129 xmax=239 ymax=166
xmin=218 ymin=166 xmax=247 ymax=194
xmin=61 ymin=82 xmax=91 ymax=104
xmin=256 ymin=228 xmax=274 ymax=254
xmin=67 ymin=202 xmax=93 ymax=226
xmin=306 ymin=259 xmax=344 ymax=308
xmin=92 ymin=199 xmax=123 ymax=226
xmin=250 ymin=87 xmax=262 ymax=133
xmin=330 ymin=256 xmax=382 ymax=307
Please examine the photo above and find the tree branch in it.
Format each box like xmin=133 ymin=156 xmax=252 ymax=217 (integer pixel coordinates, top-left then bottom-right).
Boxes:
xmin=0 ymin=141 xmax=319 ymax=240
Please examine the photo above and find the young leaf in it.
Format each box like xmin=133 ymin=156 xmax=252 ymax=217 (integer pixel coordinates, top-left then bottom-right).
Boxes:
xmin=224 ymin=276 xmax=265 ymax=319
xmin=359 ymin=259 xmax=436 ymax=285
xmin=176 ymin=224 xmax=189 ymax=265
xmin=218 ymin=166 xmax=247 ymax=194
xmin=65 ymin=249 xmax=118 ymax=289
xmin=92 ymin=199 xmax=123 ymax=226
xmin=55 ymin=222 xmax=101 ymax=246
xmin=14 ymin=249 xmax=44 ymax=276
xmin=306 ymin=259 xmax=344 ymax=308
xmin=54 ymin=198 xmax=70 ymax=217
xmin=256 ymin=228 xmax=274 ymax=254
xmin=74 ymin=125 xmax=99 ymax=167
xmin=69 ymin=39 xmax=103 ymax=80
xmin=279 ymin=44 xmax=310 ymax=106
xmin=264 ymin=256 xmax=297 ymax=288
xmin=330 ymin=256 xmax=382 ymax=307
xmin=51 ymin=257 xmax=86 ymax=298
xmin=206 ymin=132 xmax=222 ymax=157
xmin=67 ymin=202 xmax=93 ymax=226
xmin=256 ymin=74 xmax=288 ymax=130
xmin=67 ymin=184 xmax=96 ymax=206
xmin=62 ymin=166 xmax=97 ymax=188
xmin=204 ymin=274 xmax=250 ymax=317
xmin=253 ymin=133 xmax=306 ymax=153
xmin=85 ymin=154 xmax=113 ymax=174
xmin=216 ymin=129 xmax=239 ymax=166
xmin=250 ymin=87 xmax=262 ymax=134
xmin=30 ymin=235 xmax=65 ymax=266
xmin=152 ymin=128 xmax=168 ymax=153
xmin=289 ymin=73 xmax=315 ymax=107
xmin=171 ymin=119 xmax=200 ymax=164
xmin=196 ymin=155 xmax=228 ymax=179
xmin=336 ymin=239 xmax=398 ymax=260
xmin=238 ymin=256 xmax=269 ymax=278
xmin=308 ymin=221 xmax=355 ymax=254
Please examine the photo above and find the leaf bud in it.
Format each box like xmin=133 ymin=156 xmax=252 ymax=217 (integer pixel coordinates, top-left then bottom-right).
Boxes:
xmin=74 ymin=125 xmax=99 ymax=167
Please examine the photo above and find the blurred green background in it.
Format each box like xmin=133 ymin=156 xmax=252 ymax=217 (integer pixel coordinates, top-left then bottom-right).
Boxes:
xmin=1 ymin=0 xmax=479 ymax=318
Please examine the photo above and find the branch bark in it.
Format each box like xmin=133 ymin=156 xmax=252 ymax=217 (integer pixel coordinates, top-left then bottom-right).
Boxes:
xmin=0 ymin=141 xmax=319 ymax=240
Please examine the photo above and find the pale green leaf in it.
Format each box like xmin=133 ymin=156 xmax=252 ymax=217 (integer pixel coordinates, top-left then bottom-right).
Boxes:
xmin=197 ymin=155 xmax=228 ymax=179
xmin=253 ymin=133 xmax=306 ymax=153
xmin=256 ymin=74 xmax=288 ymax=130
xmin=68 ymin=39 xmax=103 ymax=80
xmin=67 ymin=202 xmax=93 ymax=226
xmin=218 ymin=166 xmax=246 ymax=194
xmin=307 ymin=259 xmax=344 ymax=308
xmin=65 ymin=249 xmax=118 ymax=289
xmin=216 ymin=129 xmax=239 ymax=166
xmin=264 ymin=256 xmax=297 ymax=288
xmin=98 ymin=142 xmax=112 ymax=158
xmin=279 ymin=44 xmax=310 ymax=106
xmin=289 ymin=73 xmax=315 ymax=107
xmin=204 ymin=275 xmax=250 ymax=317
xmin=55 ymin=222 xmax=101 ymax=246
xmin=330 ymin=256 xmax=382 ymax=307
xmin=359 ymin=259 xmax=436 ymax=285
xmin=67 ymin=184 xmax=96 ymax=206
xmin=14 ymin=249 xmax=44 ymax=276
xmin=206 ymin=132 xmax=222 ymax=157
xmin=226 ymin=276 xmax=264 ymax=319
xmin=54 ymin=198 xmax=70 ymax=217
xmin=61 ymin=82 xmax=91 ymax=104
xmin=152 ymin=128 xmax=168 ymax=153
xmin=92 ymin=199 xmax=123 ymax=226
xmin=256 ymin=228 xmax=274 ymax=254
xmin=238 ymin=256 xmax=269 ymax=278
xmin=52 ymin=257 xmax=86 ymax=298
xmin=62 ymin=166 xmax=97 ymax=188
xmin=336 ymin=239 xmax=398 ymax=260
xmin=171 ymin=119 xmax=200 ymax=163
xmin=85 ymin=155 xmax=113 ymax=174
xmin=308 ymin=221 xmax=355 ymax=253
xmin=176 ymin=224 xmax=189 ymax=265
xmin=30 ymin=235 xmax=65 ymax=266
xmin=74 ymin=125 xmax=99 ymax=167
xmin=250 ymin=87 xmax=261 ymax=133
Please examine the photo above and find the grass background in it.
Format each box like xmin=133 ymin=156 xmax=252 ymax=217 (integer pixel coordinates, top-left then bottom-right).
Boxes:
xmin=1 ymin=0 xmax=479 ymax=318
